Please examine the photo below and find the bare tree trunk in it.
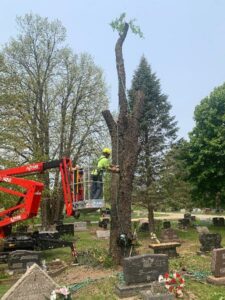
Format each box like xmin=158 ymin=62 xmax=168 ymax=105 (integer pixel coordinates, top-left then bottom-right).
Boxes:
xmin=102 ymin=23 xmax=144 ymax=264
xmin=148 ymin=203 xmax=155 ymax=233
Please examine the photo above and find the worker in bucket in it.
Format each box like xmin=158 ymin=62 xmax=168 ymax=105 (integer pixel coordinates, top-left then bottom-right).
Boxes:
xmin=91 ymin=148 xmax=119 ymax=199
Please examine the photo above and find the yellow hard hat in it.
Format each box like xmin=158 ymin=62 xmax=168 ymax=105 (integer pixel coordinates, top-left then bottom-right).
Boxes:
xmin=102 ymin=147 xmax=111 ymax=154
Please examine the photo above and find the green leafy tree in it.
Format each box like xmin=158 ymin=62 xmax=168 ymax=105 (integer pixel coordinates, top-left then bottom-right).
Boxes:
xmin=129 ymin=56 xmax=177 ymax=232
xmin=160 ymin=140 xmax=193 ymax=211
xmin=0 ymin=14 xmax=108 ymax=226
xmin=186 ymin=84 xmax=225 ymax=208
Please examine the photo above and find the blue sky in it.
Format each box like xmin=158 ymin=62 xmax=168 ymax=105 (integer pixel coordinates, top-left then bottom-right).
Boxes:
xmin=1 ymin=0 xmax=225 ymax=138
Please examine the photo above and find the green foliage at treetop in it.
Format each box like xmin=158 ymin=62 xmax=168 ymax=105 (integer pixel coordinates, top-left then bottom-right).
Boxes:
xmin=110 ymin=13 xmax=144 ymax=38
xmin=186 ymin=83 xmax=225 ymax=207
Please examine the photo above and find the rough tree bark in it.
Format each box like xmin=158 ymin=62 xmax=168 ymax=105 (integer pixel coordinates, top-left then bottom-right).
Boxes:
xmin=102 ymin=23 xmax=144 ymax=264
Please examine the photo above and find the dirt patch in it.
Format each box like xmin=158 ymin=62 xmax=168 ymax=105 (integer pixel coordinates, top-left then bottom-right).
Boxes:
xmin=55 ymin=265 xmax=121 ymax=285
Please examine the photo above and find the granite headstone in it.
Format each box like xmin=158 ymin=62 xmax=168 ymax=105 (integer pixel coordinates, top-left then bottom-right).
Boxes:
xmin=8 ymin=250 xmax=42 ymax=272
xmin=123 ymin=254 xmax=168 ymax=285
xmin=160 ymin=228 xmax=179 ymax=243
xmin=199 ymin=233 xmax=222 ymax=252
xmin=211 ymin=248 xmax=225 ymax=277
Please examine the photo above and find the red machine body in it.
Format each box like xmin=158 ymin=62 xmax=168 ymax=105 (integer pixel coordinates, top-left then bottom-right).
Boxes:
xmin=0 ymin=158 xmax=77 ymax=238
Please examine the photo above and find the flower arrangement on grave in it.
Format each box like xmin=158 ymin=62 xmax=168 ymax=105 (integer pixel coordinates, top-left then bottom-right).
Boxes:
xmin=158 ymin=272 xmax=185 ymax=298
xmin=50 ymin=286 xmax=71 ymax=300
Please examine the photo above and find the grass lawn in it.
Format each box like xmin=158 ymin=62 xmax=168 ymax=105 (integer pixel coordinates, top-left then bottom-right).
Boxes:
xmin=2 ymin=220 xmax=225 ymax=299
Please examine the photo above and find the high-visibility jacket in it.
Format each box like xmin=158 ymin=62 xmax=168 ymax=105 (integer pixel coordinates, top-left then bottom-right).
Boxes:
xmin=91 ymin=155 xmax=110 ymax=176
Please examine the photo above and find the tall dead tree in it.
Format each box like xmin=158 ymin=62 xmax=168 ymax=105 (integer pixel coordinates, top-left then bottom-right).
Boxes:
xmin=102 ymin=15 xmax=144 ymax=263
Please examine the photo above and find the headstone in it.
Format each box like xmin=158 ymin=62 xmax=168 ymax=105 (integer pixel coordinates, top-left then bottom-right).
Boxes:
xmin=74 ymin=222 xmax=87 ymax=232
xmin=56 ymin=223 xmax=74 ymax=235
xmin=207 ymin=248 xmax=225 ymax=285
xmin=211 ymin=248 xmax=225 ymax=277
xmin=139 ymin=221 xmax=149 ymax=232
xmin=196 ymin=226 xmax=209 ymax=235
xmin=8 ymin=250 xmax=42 ymax=273
xmin=96 ymin=230 xmax=110 ymax=239
xmin=178 ymin=218 xmax=190 ymax=229
xmin=163 ymin=221 xmax=171 ymax=229
xmin=160 ymin=228 xmax=179 ymax=243
xmin=123 ymin=254 xmax=168 ymax=285
xmin=2 ymin=263 xmax=59 ymax=300
xmin=213 ymin=217 xmax=225 ymax=227
xmin=184 ymin=212 xmax=191 ymax=220
xmin=199 ymin=233 xmax=222 ymax=252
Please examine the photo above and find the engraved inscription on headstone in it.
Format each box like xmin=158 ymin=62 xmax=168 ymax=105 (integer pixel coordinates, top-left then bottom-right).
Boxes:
xmin=211 ymin=248 xmax=225 ymax=277
xmin=160 ymin=228 xmax=179 ymax=242
xmin=199 ymin=233 xmax=222 ymax=252
xmin=123 ymin=254 xmax=168 ymax=285
xmin=8 ymin=250 xmax=42 ymax=272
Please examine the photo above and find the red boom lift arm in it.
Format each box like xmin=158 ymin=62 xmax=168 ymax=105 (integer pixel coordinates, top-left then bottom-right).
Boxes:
xmin=0 ymin=158 xmax=75 ymax=238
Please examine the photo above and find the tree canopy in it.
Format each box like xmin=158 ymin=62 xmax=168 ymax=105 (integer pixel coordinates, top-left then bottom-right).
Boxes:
xmin=186 ymin=83 xmax=225 ymax=208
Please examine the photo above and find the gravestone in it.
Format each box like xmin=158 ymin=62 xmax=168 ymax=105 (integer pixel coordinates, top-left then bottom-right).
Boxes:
xmin=178 ymin=218 xmax=190 ymax=229
xmin=2 ymin=263 xmax=59 ymax=300
xmin=8 ymin=250 xmax=42 ymax=273
xmin=211 ymin=248 xmax=225 ymax=277
xmin=139 ymin=221 xmax=149 ymax=232
xmin=160 ymin=228 xmax=179 ymax=243
xmin=163 ymin=221 xmax=171 ymax=229
xmin=199 ymin=233 xmax=222 ymax=252
xmin=74 ymin=222 xmax=87 ymax=232
xmin=56 ymin=223 xmax=74 ymax=235
xmin=212 ymin=217 xmax=225 ymax=227
xmin=123 ymin=254 xmax=168 ymax=285
xmin=96 ymin=230 xmax=110 ymax=239
xmin=115 ymin=254 xmax=169 ymax=298
xmin=196 ymin=226 xmax=209 ymax=235
xmin=207 ymin=248 xmax=225 ymax=285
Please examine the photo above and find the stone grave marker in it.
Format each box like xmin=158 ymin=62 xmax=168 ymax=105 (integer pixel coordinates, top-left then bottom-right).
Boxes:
xmin=212 ymin=217 xmax=225 ymax=227
xmin=178 ymin=218 xmax=190 ymax=229
xmin=56 ymin=223 xmax=74 ymax=235
xmin=74 ymin=221 xmax=87 ymax=232
xmin=160 ymin=228 xmax=179 ymax=243
xmin=8 ymin=250 xmax=42 ymax=273
xmin=207 ymin=248 xmax=225 ymax=285
xmin=2 ymin=263 xmax=59 ymax=300
xmin=123 ymin=254 xmax=168 ymax=285
xmin=196 ymin=226 xmax=209 ymax=235
xmin=139 ymin=221 xmax=149 ymax=232
xmin=199 ymin=233 xmax=222 ymax=253
xmin=96 ymin=230 xmax=110 ymax=239
xmin=163 ymin=221 xmax=171 ymax=229
xmin=115 ymin=254 xmax=169 ymax=298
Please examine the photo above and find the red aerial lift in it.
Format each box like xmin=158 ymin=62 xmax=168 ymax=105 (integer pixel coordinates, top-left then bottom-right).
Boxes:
xmin=0 ymin=158 xmax=82 ymax=261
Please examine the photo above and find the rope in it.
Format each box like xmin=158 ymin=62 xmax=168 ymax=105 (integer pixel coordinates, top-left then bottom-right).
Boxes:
xmin=68 ymin=273 xmax=118 ymax=293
